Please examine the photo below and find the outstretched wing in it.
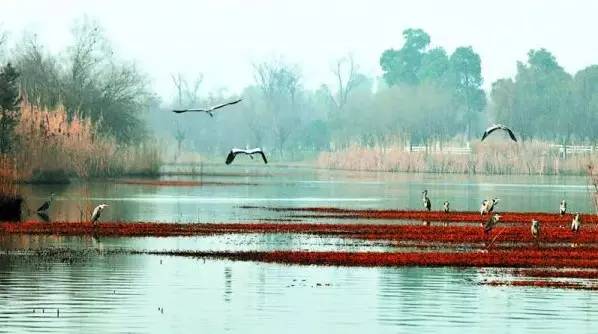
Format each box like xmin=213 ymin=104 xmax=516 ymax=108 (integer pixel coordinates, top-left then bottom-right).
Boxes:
xmin=209 ymin=98 xmax=243 ymax=112
xmin=504 ymin=127 xmax=518 ymax=142
xmin=225 ymin=151 xmax=236 ymax=165
xmin=481 ymin=125 xmax=499 ymax=141
xmin=172 ymin=108 xmax=208 ymax=113
xmin=258 ymin=151 xmax=268 ymax=164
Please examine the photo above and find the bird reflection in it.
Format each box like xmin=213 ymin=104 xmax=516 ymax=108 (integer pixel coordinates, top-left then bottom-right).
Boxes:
xmin=224 ymin=267 xmax=232 ymax=302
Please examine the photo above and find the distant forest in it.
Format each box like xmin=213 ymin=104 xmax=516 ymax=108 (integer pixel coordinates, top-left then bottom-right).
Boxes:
xmin=2 ymin=20 xmax=598 ymax=160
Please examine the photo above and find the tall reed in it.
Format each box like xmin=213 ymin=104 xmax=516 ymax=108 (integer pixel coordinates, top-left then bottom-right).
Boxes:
xmin=8 ymin=98 xmax=161 ymax=182
xmin=317 ymin=140 xmax=597 ymax=175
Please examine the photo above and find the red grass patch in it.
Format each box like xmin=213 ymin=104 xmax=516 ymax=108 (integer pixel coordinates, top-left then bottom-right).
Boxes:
xmin=513 ymin=269 xmax=598 ymax=279
xmin=484 ymin=280 xmax=598 ymax=290
xmin=242 ymin=206 xmax=596 ymax=225
xmin=136 ymin=249 xmax=598 ymax=268
xmin=1 ymin=221 xmax=597 ymax=244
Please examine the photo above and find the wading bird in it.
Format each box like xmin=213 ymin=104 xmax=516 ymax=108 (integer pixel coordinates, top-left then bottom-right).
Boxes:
xmin=480 ymin=198 xmax=500 ymax=215
xmin=483 ymin=214 xmax=501 ymax=234
xmin=422 ymin=190 xmax=431 ymax=211
xmin=531 ymin=219 xmax=540 ymax=239
xmin=560 ymin=200 xmax=567 ymax=216
xmin=571 ymin=213 xmax=581 ymax=232
xmin=443 ymin=201 xmax=450 ymax=213
xmin=37 ymin=193 xmax=55 ymax=212
xmin=225 ymin=148 xmax=268 ymax=165
xmin=172 ymin=98 xmax=242 ymax=116
xmin=488 ymin=198 xmax=500 ymax=213
xmin=91 ymin=204 xmax=109 ymax=224
xmin=481 ymin=124 xmax=518 ymax=142
xmin=480 ymin=200 xmax=488 ymax=215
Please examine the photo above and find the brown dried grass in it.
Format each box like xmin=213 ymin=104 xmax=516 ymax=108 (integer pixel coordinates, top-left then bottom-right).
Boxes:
xmin=317 ymin=140 xmax=596 ymax=175
xmin=5 ymin=98 xmax=160 ymax=183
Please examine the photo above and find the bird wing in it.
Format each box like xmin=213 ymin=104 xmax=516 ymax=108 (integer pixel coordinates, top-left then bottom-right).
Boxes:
xmin=225 ymin=151 xmax=236 ymax=165
xmin=91 ymin=206 xmax=100 ymax=222
xmin=481 ymin=125 xmax=500 ymax=141
xmin=505 ymin=127 xmax=518 ymax=142
xmin=258 ymin=151 xmax=268 ymax=164
xmin=172 ymin=108 xmax=209 ymax=113
xmin=208 ymin=98 xmax=243 ymax=111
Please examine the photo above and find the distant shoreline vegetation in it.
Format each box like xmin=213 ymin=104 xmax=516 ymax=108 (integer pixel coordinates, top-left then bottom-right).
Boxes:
xmin=317 ymin=141 xmax=596 ymax=176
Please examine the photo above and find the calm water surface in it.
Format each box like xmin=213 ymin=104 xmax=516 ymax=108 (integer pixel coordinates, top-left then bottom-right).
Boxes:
xmin=1 ymin=164 xmax=597 ymax=332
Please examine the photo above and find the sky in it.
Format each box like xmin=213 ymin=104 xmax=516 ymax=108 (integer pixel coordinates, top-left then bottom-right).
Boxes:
xmin=1 ymin=0 xmax=598 ymax=100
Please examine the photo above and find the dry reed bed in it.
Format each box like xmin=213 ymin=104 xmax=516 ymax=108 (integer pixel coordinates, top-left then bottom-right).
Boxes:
xmin=317 ymin=142 xmax=596 ymax=175
xmin=6 ymin=99 xmax=160 ymax=182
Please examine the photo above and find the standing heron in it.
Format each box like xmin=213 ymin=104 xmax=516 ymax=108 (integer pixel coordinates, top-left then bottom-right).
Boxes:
xmin=481 ymin=124 xmax=518 ymax=142
xmin=559 ymin=200 xmax=567 ymax=216
xmin=571 ymin=213 xmax=581 ymax=232
xmin=480 ymin=198 xmax=499 ymax=215
xmin=531 ymin=219 xmax=540 ymax=240
xmin=422 ymin=190 xmax=431 ymax=211
xmin=172 ymin=98 xmax=242 ymax=117
xmin=483 ymin=214 xmax=501 ymax=234
xmin=225 ymin=148 xmax=268 ymax=165
xmin=480 ymin=200 xmax=488 ymax=215
xmin=487 ymin=198 xmax=500 ymax=213
xmin=91 ymin=204 xmax=109 ymax=224
xmin=37 ymin=193 xmax=56 ymax=212
xmin=443 ymin=201 xmax=450 ymax=213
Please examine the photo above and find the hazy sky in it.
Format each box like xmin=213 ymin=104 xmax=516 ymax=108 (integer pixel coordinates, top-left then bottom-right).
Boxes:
xmin=2 ymin=0 xmax=598 ymax=100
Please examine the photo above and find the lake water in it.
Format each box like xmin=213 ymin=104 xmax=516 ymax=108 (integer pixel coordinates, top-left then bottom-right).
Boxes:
xmin=1 ymin=164 xmax=597 ymax=333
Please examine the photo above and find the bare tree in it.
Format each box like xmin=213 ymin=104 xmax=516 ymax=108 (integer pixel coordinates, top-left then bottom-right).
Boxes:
xmin=253 ymin=59 xmax=302 ymax=157
xmin=326 ymin=54 xmax=363 ymax=112
xmin=171 ymin=72 xmax=203 ymax=107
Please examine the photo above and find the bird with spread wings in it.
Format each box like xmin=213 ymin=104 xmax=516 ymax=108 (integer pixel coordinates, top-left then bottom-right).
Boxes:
xmin=172 ymin=98 xmax=242 ymax=116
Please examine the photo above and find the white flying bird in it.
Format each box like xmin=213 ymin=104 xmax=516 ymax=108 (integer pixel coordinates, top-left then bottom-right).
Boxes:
xmin=172 ymin=98 xmax=242 ymax=116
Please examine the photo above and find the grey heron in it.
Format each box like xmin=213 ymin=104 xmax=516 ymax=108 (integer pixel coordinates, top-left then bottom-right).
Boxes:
xmin=91 ymin=204 xmax=109 ymax=224
xmin=559 ymin=200 xmax=567 ymax=216
xmin=172 ymin=98 xmax=242 ymax=116
xmin=531 ymin=219 xmax=540 ymax=239
xmin=443 ymin=201 xmax=450 ymax=213
xmin=422 ymin=190 xmax=431 ymax=211
xmin=483 ymin=214 xmax=501 ymax=233
xmin=480 ymin=200 xmax=488 ymax=215
xmin=225 ymin=148 xmax=268 ymax=165
xmin=37 ymin=193 xmax=55 ymax=212
xmin=480 ymin=198 xmax=499 ymax=215
xmin=571 ymin=213 xmax=581 ymax=232
xmin=481 ymin=124 xmax=518 ymax=142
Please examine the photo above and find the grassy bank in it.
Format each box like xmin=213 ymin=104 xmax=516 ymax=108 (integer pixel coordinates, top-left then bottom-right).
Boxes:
xmin=5 ymin=99 xmax=161 ymax=183
xmin=317 ymin=141 xmax=596 ymax=175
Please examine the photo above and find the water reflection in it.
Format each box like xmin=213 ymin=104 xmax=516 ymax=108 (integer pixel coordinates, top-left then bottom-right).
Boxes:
xmin=15 ymin=164 xmax=595 ymax=223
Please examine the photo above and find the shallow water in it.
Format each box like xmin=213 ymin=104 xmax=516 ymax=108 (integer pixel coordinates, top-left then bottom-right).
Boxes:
xmin=2 ymin=164 xmax=598 ymax=332
xmin=17 ymin=164 xmax=596 ymax=223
